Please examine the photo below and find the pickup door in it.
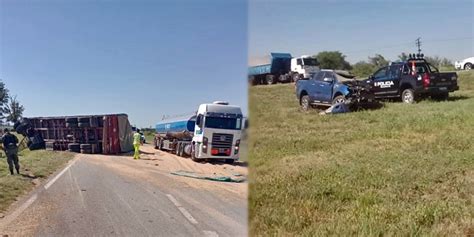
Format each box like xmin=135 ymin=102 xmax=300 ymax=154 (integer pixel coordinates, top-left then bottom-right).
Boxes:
xmin=371 ymin=65 xmax=400 ymax=97
xmin=309 ymin=71 xmax=333 ymax=104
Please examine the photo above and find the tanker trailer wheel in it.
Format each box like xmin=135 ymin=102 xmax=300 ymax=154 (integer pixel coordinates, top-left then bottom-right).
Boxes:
xmin=177 ymin=143 xmax=183 ymax=157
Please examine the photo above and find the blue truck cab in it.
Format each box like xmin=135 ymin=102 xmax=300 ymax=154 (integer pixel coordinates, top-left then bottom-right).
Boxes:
xmin=296 ymin=70 xmax=373 ymax=111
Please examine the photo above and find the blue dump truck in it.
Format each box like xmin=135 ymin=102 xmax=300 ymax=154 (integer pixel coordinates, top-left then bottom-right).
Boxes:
xmin=154 ymin=101 xmax=243 ymax=163
xmin=248 ymin=53 xmax=320 ymax=85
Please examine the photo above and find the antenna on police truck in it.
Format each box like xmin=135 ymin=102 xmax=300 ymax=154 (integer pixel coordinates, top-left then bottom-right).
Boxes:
xmin=415 ymin=37 xmax=422 ymax=54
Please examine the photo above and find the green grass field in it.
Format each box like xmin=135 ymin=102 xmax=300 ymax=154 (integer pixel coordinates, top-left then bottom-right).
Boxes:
xmin=249 ymin=71 xmax=474 ymax=236
xmin=0 ymin=137 xmax=74 ymax=213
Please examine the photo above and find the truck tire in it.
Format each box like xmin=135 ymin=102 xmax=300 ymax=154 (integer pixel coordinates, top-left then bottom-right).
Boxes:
xmin=248 ymin=76 xmax=256 ymax=86
xmin=465 ymin=63 xmax=472 ymax=70
xmin=432 ymin=92 xmax=449 ymax=101
xmin=401 ymin=88 xmax=416 ymax=104
xmin=292 ymin=73 xmax=300 ymax=83
xmin=300 ymin=95 xmax=310 ymax=111
xmin=65 ymin=117 xmax=78 ymax=123
xmin=78 ymin=117 xmax=90 ymax=123
xmin=78 ymin=122 xmax=90 ymax=128
xmin=80 ymin=144 xmax=92 ymax=150
xmin=68 ymin=143 xmax=80 ymax=152
xmin=332 ymin=95 xmax=346 ymax=105
xmin=66 ymin=122 xmax=78 ymax=128
xmin=265 ymin=75 xmax=275 ymax=85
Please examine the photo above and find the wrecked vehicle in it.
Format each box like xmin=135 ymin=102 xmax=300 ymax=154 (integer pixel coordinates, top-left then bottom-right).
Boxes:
xmin=296 ymin=70 xmax=374 ymax=111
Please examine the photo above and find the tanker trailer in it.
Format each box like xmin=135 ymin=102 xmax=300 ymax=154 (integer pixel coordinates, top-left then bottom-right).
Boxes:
xmin=154 ymin=115 xmax=196 ymax=158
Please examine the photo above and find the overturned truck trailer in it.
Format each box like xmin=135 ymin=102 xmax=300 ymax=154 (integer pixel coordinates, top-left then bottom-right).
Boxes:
xmin=15 ymin=114 xmax=133 ymax=154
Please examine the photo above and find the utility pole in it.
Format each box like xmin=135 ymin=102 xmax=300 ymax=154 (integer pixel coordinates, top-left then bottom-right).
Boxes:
xmin=416 ymin=37 xmax=422 ymax=54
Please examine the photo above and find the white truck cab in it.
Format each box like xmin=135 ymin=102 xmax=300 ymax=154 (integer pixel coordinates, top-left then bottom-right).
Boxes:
xmin=291 ymin=55 xmax=320 ymax=79
xmin=192 ymin=101 xmax=243 ymax=163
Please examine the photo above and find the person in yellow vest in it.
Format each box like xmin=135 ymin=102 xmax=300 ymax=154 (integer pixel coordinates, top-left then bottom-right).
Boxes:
xmin=133 ymin=129 xmax=142 ymax=160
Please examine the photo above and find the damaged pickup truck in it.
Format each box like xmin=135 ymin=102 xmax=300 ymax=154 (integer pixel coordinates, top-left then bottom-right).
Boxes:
xmin=296 ymin=70 xmax=374 ymax=112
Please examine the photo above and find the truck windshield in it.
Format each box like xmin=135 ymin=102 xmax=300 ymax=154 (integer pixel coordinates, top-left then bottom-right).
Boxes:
xmin=303 ymin=58 xmax=318 ymax=66
xmin=205 ymin=117 xmax=241 ymax=130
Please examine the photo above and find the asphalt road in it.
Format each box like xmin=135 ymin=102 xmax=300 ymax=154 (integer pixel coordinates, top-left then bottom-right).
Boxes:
xmin=0 ymin=154 xmax=247 ymax=237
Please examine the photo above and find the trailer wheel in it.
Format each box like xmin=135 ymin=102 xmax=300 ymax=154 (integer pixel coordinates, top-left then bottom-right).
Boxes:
xmin=177 ymin=143 xmax=182 ymax=156
xmin=265 ymin=75 xmax=275 ymax=85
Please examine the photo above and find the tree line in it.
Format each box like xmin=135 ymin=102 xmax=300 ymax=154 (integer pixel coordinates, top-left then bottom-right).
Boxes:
xmin=314 ymin=51 xmax=455 ymax=78
xmin=0 ymin=80 xmax=25 ymax=125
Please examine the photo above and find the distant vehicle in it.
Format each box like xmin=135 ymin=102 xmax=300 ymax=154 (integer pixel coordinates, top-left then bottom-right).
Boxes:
xmin=154 ymin=101 xmax=243 ymax=164
xmin=366 ymin=54 xmax=459 ymax=103
xmin=455 ymin=57 xmax=473 ymax=70
xmin=248 ymin=53 xmax=319 ymax=85
xmin=296 ymin=70 xmax=374 ymax=111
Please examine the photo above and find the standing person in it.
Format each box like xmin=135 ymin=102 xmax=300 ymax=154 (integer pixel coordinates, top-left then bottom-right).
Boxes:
xmin=2 ymin=128 xmax=20 ymax=175
xmin=133 ymin=129 xmax=142 ymax=160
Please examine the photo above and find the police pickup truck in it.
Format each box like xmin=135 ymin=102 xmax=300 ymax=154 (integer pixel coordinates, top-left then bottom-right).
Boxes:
xmin=366 ymin=54 xmax=459 ymax=103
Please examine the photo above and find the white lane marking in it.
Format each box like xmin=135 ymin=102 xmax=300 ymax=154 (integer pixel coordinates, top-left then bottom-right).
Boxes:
xmin=203 ymin=230 xmax=219 ymax=237
xmin=44 ymin=158 xmax=78 ymax=190
xmin=0 ymin=194 xmax=37 ymax=228
xmin=166 ymin=194 xmax=181 ymax=207
xmin=166 ymin=194 xmax=198 ymax=225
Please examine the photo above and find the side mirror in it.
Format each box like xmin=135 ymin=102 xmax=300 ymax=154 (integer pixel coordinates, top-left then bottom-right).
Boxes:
xmin=323 ymin=77 xmax=333 ymax=82
xmin=196 ymin=115 xmax=203 ymax=127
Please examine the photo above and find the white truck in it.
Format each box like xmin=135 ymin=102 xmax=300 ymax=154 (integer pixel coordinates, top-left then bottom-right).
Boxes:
xmin=154 ymin=101 xmax=243 ymax=163
xmin=248 ymin=53 xmax=320 ymax=85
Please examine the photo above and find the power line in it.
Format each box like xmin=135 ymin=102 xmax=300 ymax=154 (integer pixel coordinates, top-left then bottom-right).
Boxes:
xmin=344 ymin=36 xmax=473 ymax=56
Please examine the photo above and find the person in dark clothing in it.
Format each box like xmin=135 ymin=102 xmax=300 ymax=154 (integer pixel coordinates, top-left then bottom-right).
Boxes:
xmin=2 ymin=128 xmax=20 ymax=175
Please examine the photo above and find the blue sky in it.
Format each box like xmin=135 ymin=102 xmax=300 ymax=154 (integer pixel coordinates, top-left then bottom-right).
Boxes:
xmin=249 ymin=0 xmax=473 ymax=64
xmin=0 ymin=0 xmax=248 ymax=128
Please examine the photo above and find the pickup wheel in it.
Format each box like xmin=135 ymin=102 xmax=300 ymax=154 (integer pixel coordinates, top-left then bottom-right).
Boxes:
xmin=300 ymin=95 xmax=310 ymax=111
xmin=401 ymin=88 xmax=416 ymax=104
xmin=332 ymin=95 xmax=346 ymax=105
xmin=465 ymin=63 xmax=472 ymax=70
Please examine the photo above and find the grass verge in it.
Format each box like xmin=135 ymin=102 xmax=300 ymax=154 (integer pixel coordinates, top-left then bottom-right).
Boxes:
xmin=0 ymin=140 xmax=74 ymax=213
xmin=249 ymin=71 xmax=474 ymax=236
